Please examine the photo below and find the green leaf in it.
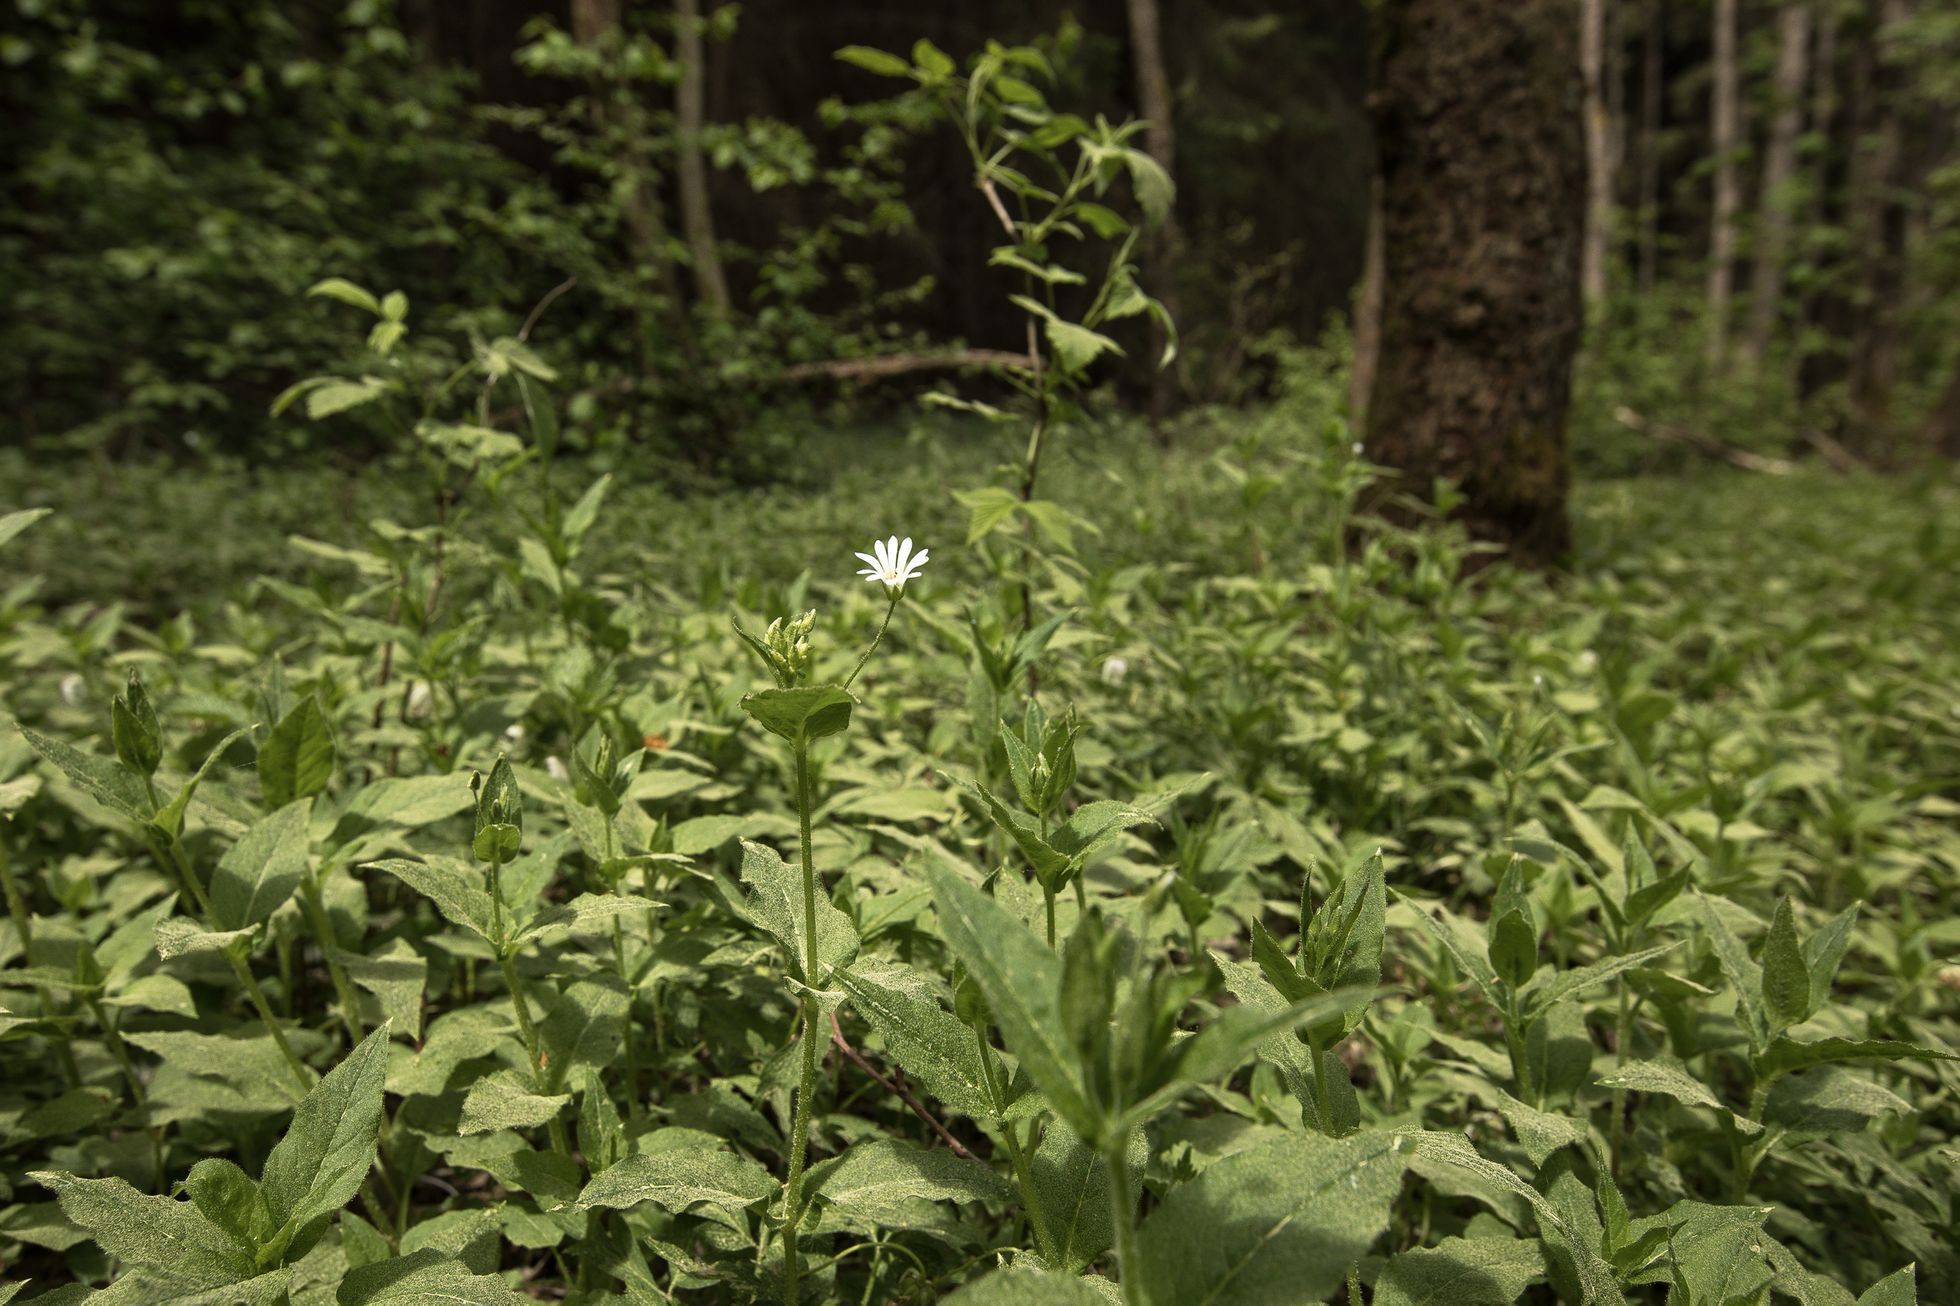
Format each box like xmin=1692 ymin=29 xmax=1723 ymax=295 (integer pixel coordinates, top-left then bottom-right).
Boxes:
xmin=1754 ymin=1035 xmax=1959 ymax=1082
xmin=1761 ymin=1064 xmax=1912 ymax=1139
xmin=949 ymin=774 xmax=1068 ymax=886
xmin=155 ymin=725 xmax=254 ymax=840
xmin=111 ymin=673 xmax=163 ymax=778
xmin=1802 ymin=903 xmax=1859 ymax=1019
xmin=1595 ymin=1059 xmax=1760 ymax=1133
xmin=19 ymin=725 xmax=152 ymax=823
xmin=808 ymin=1138 xmax=1010 ymax=1232
xmin=954 ymin=486 xmax=1021 ymax=544
xmin=834 ymin=966 xmax=996 ymax=1121
xmin=737 ymin=839 xmax=859 ymax=983
xmin=922 ymin=860 xmax=1098 ymax=1140
xmin=1374 ymin=1236 xmax=1546 ymax=1306
xmin=368 ymin=857 xmax=493 ymax=941
xmin=336 ymin=1249 xmax=533 ymax=1306
xmin=1044 ymin=318 xmax=1124 ymax=374
xmin=259 ymin=697 xmax=334 ymax=809
xmin=911 ymin=38 xmax=955 ymax=78
xmin=458 ymin=1075 xmax=571 ymax=1135
xmin=471 ymin=756 xmax=523 ymax=863
xmin=1488 ymin=861 xmax=1537 ymax=988
xmin=260 ymin=1024 xmax=392 ymax=1249
xmin=940 ymin=1267 xmax=1111 ymax=1305
xmin=155 ymin=918 xmax=256 ymax=959
xmin=1412 ymin=1132 xmax=1623 ymax=1304
xmin=539 ymin=975 xmax=630 ymax=1091
xmin=1523 ymin=942 xmax=1679 ymax=1020
xmin=836 ymin=45 xmax=913 ymax=78
xmin=0 ymin=506 xmax=53 ymax=548
xmin=740 ymin=685 xmax=855 ymax=745
xmin=1135 ymin=1131 xmax=1415 ymax=1306
xmin=1030 ymin=1118 xmax=1114 ymax=1274
xmin=307 ymin=278 xmax=382 ymax=315
xmin=337 ymin=942 xmax=427 ymax=1040
xmin=1761 ymin=897 xmax=1810 ymax=1030
xmin=211 ymin=799 xmax=314 ymax=931
xmin=1856 ymin=1266 xmax=1918 ymax=1306
xmin=31 ymin=1171 xmax=254 ymax=1288
xmin=1697 ymin=892 xmax=1768 ymax=1051
xmin=575 ymin=1148 xmax=775 ymax=1216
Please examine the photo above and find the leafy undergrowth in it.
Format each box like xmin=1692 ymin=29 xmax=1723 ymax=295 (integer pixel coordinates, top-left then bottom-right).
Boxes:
xmin=1 ymin=421 xmax=1956 ymax=1305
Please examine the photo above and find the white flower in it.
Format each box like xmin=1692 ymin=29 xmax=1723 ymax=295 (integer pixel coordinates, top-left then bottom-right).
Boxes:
xmin=1578 ymin=648 xmax=1599 ymax=672
xmin=1100 ymin=655 xmax=1129 ymax=685
xmin=855 ymin=535 xmax=929 ymax=595
xmin=405 ymin=680 xmax=434 ymax=720
xmin=503 ymin=722 xmax=527 ymax=745
xmin=59 ymin=673 xmax=87 ymax=707
xmin=544 ymin=755 xmax=570 ymax=783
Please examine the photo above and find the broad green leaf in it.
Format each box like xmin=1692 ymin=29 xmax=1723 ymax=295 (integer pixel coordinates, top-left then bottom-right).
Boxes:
xmin=306 ymin=278 xmax=381 ymax=314
xmin=1375 ymin=1236 xmax=1546 ymax=1306
xmin=31 ymin=1171 xmax=254 ymax=1287
xmin=539 ymin=975 xmax=630 ymax=1091
xmin=1761 ymin=1065 xmax=1913 ymax=1139
xmin=808 ymin=1138 xmax=1010 ymax=1232
xmin=575 ymin=1149 xmax=775 ymax=1216
xmin=940 ymin=1267 xmax=1111 ymax=1305
xmin=921 ymin=859 xmax=1098 ymax=1140
xmin=259 ymin=698 xmax=334 ymax=809
xmin=260 ymin=1024 xmax=392 ymax=1247
xmin=19 ymin=725 xmax=151 ymax=823
xmin=367 ymin=858 xmax=493 ymax=941
xmin=1413 ymin=1132 xmax=1623 ymax=1304
xmin=336 ymin=941 xmax=427 ymax=1040
xmin=1803 ymin=904 xmax=1859 ymax=1018
xmin=335 ymin=1249 xmax=533 ymax=1306
xmin=948 ymin=775 xmax=1068 ymax=885
xmin=834 ymin=966 xmax=996 ymax=1121
xmin=1754 ymin=1035 xmax=1959 ymax=1081
xmin=1596 ymin=1059 xmax=1761 ymax=1133
xmin=1523 ymin=942 xmax=1679 ymax=1019
xmin=458 ymin=1076 xmax=571 ymax=1135
xmin=1856 ymin=1266 xmax=1918 ymax=1306
xmin=737 ymin=838 xmax=858 ymax=983
xmin=212 ymin=799 xmax=314 ymax=931
xmin=1135 ymin=1130 xmax=1415 ymax=1306
xmin=739 ymin=685 xmax=854 ymax=745
xmin=155 ymin=918 xmax=255 ymax=959
xmin=155 ymin=726 xmax=255 ymax=839
xmin=1623 ymin=1201 xmax=1772 ymax=1301
xmin=1031 ymin=1118 xmax=1115 ymax=1275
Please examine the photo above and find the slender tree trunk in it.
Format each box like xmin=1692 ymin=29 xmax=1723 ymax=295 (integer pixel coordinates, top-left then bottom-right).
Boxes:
xmin=1125 ymin=0 xmax=1183 ymax=439
xmin=1742 ymin=2 xmax=1814 ymax=376
xmin=1706 ymin=0 xmax=1741 ymax=373
xmin=570 ymin=0 xmax=618 ymax=44
xmin=1638 ymin=0 xmax=1665 ymax=293
xmin=1928 ymin=357 xmax=1960 ymax=459
xmin=1365 ymin=0 xmax=1586 ymax=568
xmin=1349 ymin=174 xmax=1385 ymax=427
xmin=1848 ymin=0 xmax=1915 ymax=457
xmin=675 ymin=0 xmax=731 ymax=313
xmin=1798 ymin=0 xmax=1851 ymax=405
xmin=1581 ymin=0 xmax=1615 ymax=305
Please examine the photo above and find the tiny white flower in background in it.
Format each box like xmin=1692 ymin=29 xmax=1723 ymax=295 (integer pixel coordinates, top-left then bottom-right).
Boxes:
xmin=855 ymin=535 xmax=929 ymax=596
xmin=1351 ymin=441 xmax=1364 ymax=456
xmin=545 ymin=755 xmax=570 ymax=784
xmin=503 ymin=722 xmax=527 ymax=745
xmin=58 ymin=674 xmax=87 ymax=707
xmin=1578 ymin=648 xmax=1599 ymax=672
xmin=405 ymin=680 xmax=434 ymax=720
xmin=1532 ymin=673 xmax=1545 ymax=688
xmin=1100 ymin=655 xmax=1129 ymax=686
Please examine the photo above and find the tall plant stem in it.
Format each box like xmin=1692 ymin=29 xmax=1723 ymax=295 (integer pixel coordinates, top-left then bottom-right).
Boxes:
xmin=976 ymin=1027 xmax=1052 ymax=1259
xmin=843 ymin=596 xmax=899 ymax=691
xmin=82 ymin=992 xmax=165 ymax=1188
xmin=498 ymin=949 xmax=573 ymax=1157
xmin=300 ymin=873 xmax=363 ymax=1042
xmin=228 ymin=945 xmax=310 ymax=1090
xmin=1105 ymin=1138 xmax=1143 ymax=1306
xmin=782 ymin=738 xmax=823 ymax=1305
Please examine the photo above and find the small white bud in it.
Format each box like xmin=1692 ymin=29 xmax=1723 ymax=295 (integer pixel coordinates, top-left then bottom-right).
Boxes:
xmin=1578 ymin=648 xmax=1599 ymax=671
xmin=544 ymin=755 xmax=570 ymax=783
xmin=405 ymin=681 xmax=434 ymax=720
xmin=503 ymin=722 xmax=527 ymax=745
xmin=59 ymin=673 xmax=88 ymax=707
xmin=1100 ymin=656 xmax=1129 ymax=686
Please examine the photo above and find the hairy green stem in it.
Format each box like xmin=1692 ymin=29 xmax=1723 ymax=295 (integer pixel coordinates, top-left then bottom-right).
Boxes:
xmin=228 ymin=945 xmax=310 ymax=1090
xmin=782 ymin=738 xmax=823 ymax=1305
xmin=976 ymin=1026 xmax=1052 ymax=1260
xmin=1105 ymin=1139 xmax=1143 ymax=1306
xmin=300 ymin=874 xmax=363 ymax=1043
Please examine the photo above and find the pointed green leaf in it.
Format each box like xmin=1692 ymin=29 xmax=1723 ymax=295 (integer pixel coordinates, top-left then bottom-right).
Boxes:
xmin=211 ymin=799 xmax=314 ymax=931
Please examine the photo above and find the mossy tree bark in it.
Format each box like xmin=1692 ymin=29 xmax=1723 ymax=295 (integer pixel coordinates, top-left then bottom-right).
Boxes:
xmin=1363 ymin=0 xmax=1585 ymax=568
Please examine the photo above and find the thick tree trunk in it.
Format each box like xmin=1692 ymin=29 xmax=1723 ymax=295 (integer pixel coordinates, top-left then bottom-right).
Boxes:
xmin=1637 ymin=0 xmax=1665 ymax=293
xmin=1348 ymin=174 xmax=1385 ymax=427
xmin=1365 ymin=0 xmax=1585 ymax=568
xmin=1580 ymin=0 xmax=1614 ymax=304
xmin=1124 ymin=0 xmax=1183 ymax=438
xmin=675 ymin=0 xmax=731 ymax=313
xmin=1742 ymin=2 xmax=1814 ymax=376
xmin=1706 ymin=0 xmax=1741 ymax=373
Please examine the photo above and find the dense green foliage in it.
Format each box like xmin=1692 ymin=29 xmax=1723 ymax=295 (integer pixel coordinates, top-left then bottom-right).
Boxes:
xmin=3 ymin=344 xmax=1956 ymax=1302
